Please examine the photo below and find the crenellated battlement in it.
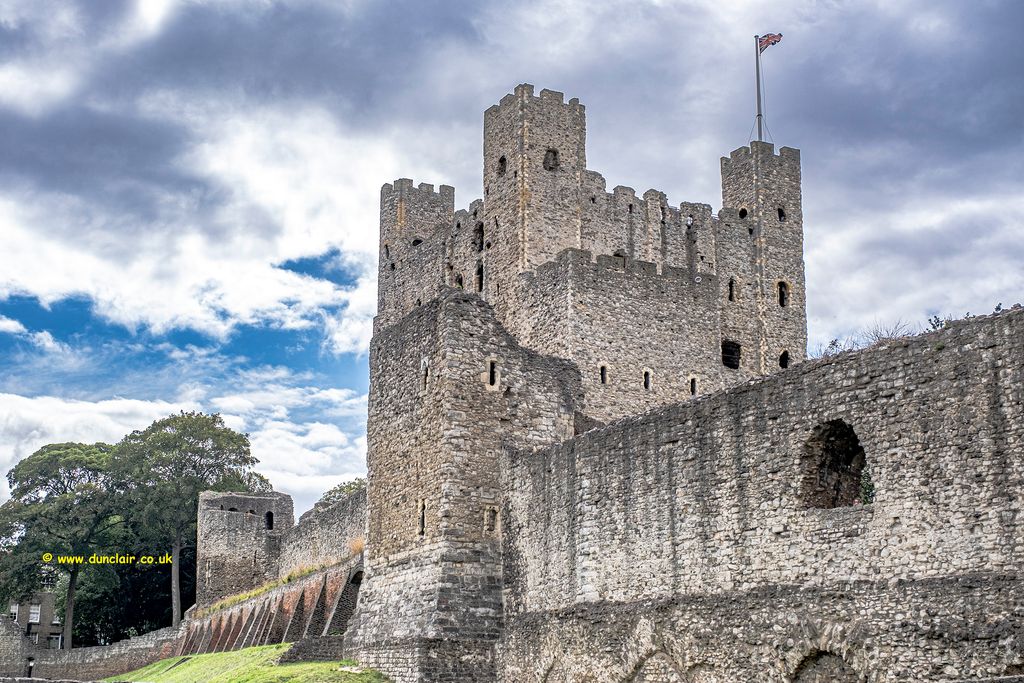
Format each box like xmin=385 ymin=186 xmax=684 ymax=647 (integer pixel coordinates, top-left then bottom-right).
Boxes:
xmin=375 ymin=84 xmax=806 ymax=411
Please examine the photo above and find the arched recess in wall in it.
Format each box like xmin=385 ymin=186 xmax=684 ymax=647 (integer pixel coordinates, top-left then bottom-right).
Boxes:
xmin=624 ymin=652 xmax=684 ymax=682
xmin=791 ymin=650 xmax=858 ymax=682
xmin=801 ymin=419 xmax=873 ymax=509
xmin=686 ymin=664 xmax=723 ymax=683
xmin=324 ymin=569 xmax=364 ymax=637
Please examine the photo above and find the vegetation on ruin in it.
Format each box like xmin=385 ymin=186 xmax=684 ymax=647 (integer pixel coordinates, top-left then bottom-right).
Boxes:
xmin=316 ymin=477 xmax=366 ymax=509
xmin=0 ymin=411 xmax=270 ymax=647
xmin=103 ymin=643 xmax=389 ymax=682
xmin=194 ymin=561 xmax=339 ymax=619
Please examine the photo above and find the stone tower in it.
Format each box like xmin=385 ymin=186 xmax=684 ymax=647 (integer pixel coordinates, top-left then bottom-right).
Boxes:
xmin=349 ymin=84 xmax=809 ymax=681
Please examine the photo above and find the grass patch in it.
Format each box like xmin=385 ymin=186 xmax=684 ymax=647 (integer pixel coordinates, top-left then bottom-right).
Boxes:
xmin=194 ymin=563 xmax=341 ymax=619
xmin=104 ymin=643 xmax=389 ymax=683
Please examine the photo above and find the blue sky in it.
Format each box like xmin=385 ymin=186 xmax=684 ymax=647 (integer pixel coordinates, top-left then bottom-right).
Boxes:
xmin=1 ymin=0 xmax=1021 ymax=513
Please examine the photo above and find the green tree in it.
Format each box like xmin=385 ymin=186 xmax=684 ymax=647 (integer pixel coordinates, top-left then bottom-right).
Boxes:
xmin=316 ymin=477 xmax=366 ymax=508
xmin=111 ymin=411 xmax=269 ymax=627
xmin=0 ymin=442 xmax=122 ymax=649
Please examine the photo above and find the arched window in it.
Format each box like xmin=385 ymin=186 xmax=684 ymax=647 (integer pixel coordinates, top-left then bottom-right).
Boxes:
xmin=265 ymin=511 xmax=274 ymax=530
xmin=497 ymin=156 xmax=507 ymax=176
xmin=543 ymin=148 xmax=559 ymax=171
xmin=689 ymin=378 xmax=697 ymax=395
xmin=475 ymin=262 xmax=484 ymax=293
xmin=721 ymin=340 xmax=741 ymax=369
xmin=779 ymin=350 xmax=790 ymax=368
xmin=474 ymin=222 xmax=484 ymax=252
xmin=778 ymin=281 xmax=790 ymax=307
xmin=801 ymin=419 xmax=872 ymax=509
xmin=643 ymin=371 xmax=651 ymax=391
xmin=600 ymin=365 xmax=608 ymax=384
xmin=488 ymin=361 xmax=497 ymax=387
xmin=728 ymin=278 xmax=736 ymax=302
xmin=777 ymin=206 xmax=787 ymax=222
xmin=383 ymin=244 xmax=390 ymax=260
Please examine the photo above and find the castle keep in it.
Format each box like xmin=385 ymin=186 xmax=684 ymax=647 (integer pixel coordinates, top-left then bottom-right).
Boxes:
xmin=3 ymin=85 xmax=1021 ymax=683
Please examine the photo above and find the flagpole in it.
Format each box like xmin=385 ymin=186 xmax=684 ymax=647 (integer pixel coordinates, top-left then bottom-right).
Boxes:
xmin=754 ymin=35 xmax=763 ymax=142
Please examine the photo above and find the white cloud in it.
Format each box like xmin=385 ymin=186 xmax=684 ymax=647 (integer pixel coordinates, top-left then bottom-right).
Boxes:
xmin=0 ymin=393 xmax=195 ymax=498
xmin=0 ymin=316 xmax=28 ymax=335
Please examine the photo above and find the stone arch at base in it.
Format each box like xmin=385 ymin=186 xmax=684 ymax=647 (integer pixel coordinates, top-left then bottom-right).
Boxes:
xmin=791 ymin=650 xmax=858 ymax=682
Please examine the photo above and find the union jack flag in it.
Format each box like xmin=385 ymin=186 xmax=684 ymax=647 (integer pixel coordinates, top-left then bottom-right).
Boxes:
xmin=758 ymin=33 xmax=783 ymax=53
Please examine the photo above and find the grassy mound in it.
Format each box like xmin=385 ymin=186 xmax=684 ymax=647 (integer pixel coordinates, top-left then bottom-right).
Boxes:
xmin=104 ymin=643 xmax=388 ymax=683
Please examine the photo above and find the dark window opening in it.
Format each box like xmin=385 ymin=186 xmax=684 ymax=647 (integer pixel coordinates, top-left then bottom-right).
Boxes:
xmin=779 ymin=351 xmax=790 ymax=368
xmin=721 ymin=340 xmax=742 ymax=370
xmin=738 ymin=208 xmax=748 ymax=219
xmin=628 ymin=203 xmax=634 ymax=214
xmin=600 ymin=365 xmax=608 ymax=384
xmin=748 ymin=226 xmax=755 ymax=236
xmin=497 ymin=156 xmax=507 ymax=176
xmin=643 ymin=371 xmax=651 ymax=391
xmin=778 ymin=281 xmax=790 ymax=307
xmin=485 ymin=507 xmax=498 ymax=533
xmin=418 ymin=500 xmax=426 ymax=537
xmin=689 ymin=378 xmax=697 ymax=395
xmin=415 ymin=298 xmax=421 ymax=306
xmin=265 ymin=511 xmax=274 ymax=530
xmin=421 ymin=363 xmax=429 ymax=390
xmin=411 ymin=238 xmax=422 ymax=247
xmin=455 ymin=274 xmax=464 ymax=289
xmin=488 ymin=361 xmax=497 ymax=386
xmin=543 ymin=148 xmax=559 ymax=171
xmin=778 ymin=206 xmax=787 ymax=221
xmin=474 ymin=222 xmax=484 ymax=252
xmin=227 ymin=507 xmax=238 ymax=512
xmin=728 ymin=278 xmax=736 ymax=302
xmin=389 ymin=263 xmax=395 ymax=271
xmin=383 ymin=244 xmax=390 ymax=259
xmin=590 ymin=196 xmax=596 ymax=204
xmin=801 ymin=419 xmax=871 ymax=509
xmin=476 ymin=262 xmax=484 ymax=293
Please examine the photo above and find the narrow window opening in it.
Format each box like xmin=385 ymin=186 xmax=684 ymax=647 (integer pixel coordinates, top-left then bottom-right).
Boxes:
xmin=643 ymin=371 xmax=651 ymax=391
xmin=228 ymin=507 xmax=238 ymax=512
xmin=455 ymin=274 xmax=464 ymax=289
xmin=721 ymin=340 xmax=742 ymax=370
xmin=476 ymin=262 xmax=484 ymax=293
xmin=778 ymin=206 xmax=787 ymax=221
xmin=383 ymin=244 xmax=390 ymax=259
xmin=801 ymin=420 xmax=870 ymax=509
xmin=497 ymin=156 xmax=507 ymax=176
xmin=728 ymin=278 xmax=736 ymax=302
xmin=488 ymin=361 xmax=497 ymax=387
xmin=474 ymin=222 xmax=484 ymax=252
xmin=600 ymin=365 xmax=608 ymax=384
xmin=418 ymin=500 xmax=426 ymax=537
xmin=590 ymin=196 xmax=596 ymax=204
xmin=265 ymin=511 xmax=274 ymax=530
xmin=779 ymin=351 xmax=791 ymax=368
xmin=748 ymin=226 xmax=755 ymax=236
xmin=689 ymin=378 xmax=697 ymax=395
xmin=485 ymin=507 xmax=498 ymax=534
xmin=778 ymin=281 xmax=790 ymax=307
xmin=738 ymin=208 xmax=748 ymax=219
xmin=411 ymin=238 xmax=422 ymax=247
xmin=389 ymin=263 xmax=395 ymax=271
xmin=421 ymin=360 xmax=429 ymax=390
xmin=628 ymin=203 xmax=634 ymax=214
xmin=543 ymin=148 xmax=560 ymax=171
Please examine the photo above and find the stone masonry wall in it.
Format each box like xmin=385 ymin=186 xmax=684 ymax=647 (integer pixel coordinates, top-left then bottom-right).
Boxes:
xmin=499 ymin=306 xmax=1024 ymax=680
xmin=195 ymin=491 xmax=294 ymax=607
xmin=278 ymin=487 xmax=366 ymax=580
